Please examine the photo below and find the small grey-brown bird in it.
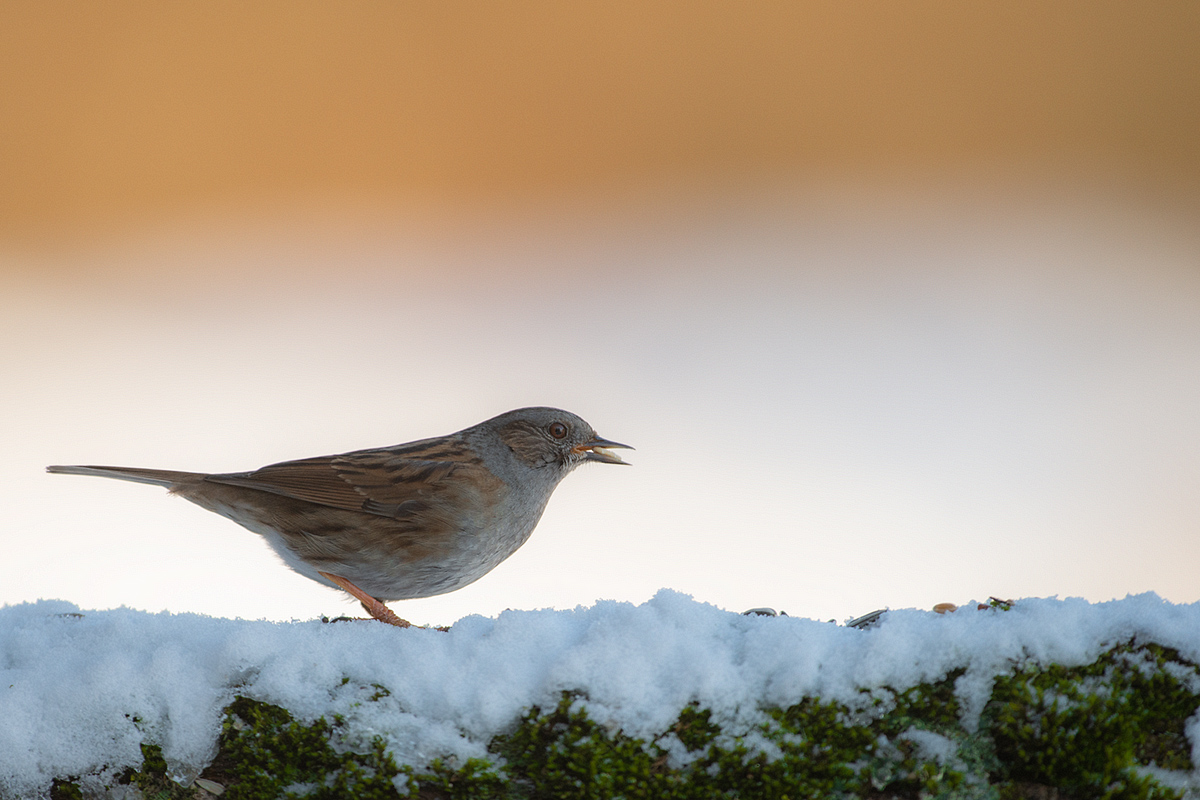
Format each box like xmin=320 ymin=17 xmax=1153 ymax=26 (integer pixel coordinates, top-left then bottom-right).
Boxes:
xmin=48 ymin=407 xmax=631 ymax=627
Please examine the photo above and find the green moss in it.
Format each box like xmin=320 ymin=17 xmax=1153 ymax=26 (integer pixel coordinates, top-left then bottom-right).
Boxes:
xmin=866 ymin=669 xmax=993 ymax=799
xmin=487 ymin=690 xmax=968 ymax=799
xmin=203 ymin=696 xmax=413 ymax=800
xmin=671 ymin=704 xmax=721 ymax=752
xmin=419 ymin=758 xmax=507 ymax=800
xmin=47 ymin=779 xmax=82 ymax=800
xmin=492 ymin=692 xmax=662 ymax=798
xmin=29 ymin=641 xmax=1200 ymax=800
xmin=986 ymin=641 xmax=1199 ymax=800
xmin=120 ymin=743 xmax=200 ymax=799
xmin=881 ymin=667 xmax=965 ymax=734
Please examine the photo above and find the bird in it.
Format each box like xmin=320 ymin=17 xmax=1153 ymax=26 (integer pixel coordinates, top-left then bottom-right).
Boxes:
xmin=47 ymin=407 xmax=632 ymax=627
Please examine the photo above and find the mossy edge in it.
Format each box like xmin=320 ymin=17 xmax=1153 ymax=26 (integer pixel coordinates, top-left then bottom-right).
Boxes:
xmin=36 ymin=639 xmax=1200 ymax=800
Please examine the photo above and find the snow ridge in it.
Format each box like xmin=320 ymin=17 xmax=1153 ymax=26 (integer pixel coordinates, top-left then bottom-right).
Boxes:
xmin=2 ymin=590 xmax=1197 ymax=797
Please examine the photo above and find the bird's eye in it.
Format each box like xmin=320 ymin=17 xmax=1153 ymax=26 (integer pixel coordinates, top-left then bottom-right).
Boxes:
xmin=548 ymin=422 xmax=569 ymax=439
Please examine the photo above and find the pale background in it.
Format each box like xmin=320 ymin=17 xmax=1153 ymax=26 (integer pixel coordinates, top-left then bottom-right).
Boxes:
xmin=2 ymin=2 xmax=1198 ymax=625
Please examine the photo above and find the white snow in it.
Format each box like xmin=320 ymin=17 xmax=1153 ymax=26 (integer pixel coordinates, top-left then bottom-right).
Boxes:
xmin=3 ymin=590 xmax=1200 ymax=797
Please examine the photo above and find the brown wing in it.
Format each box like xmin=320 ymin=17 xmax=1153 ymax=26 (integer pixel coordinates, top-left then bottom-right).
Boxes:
xmin=204 ymin=442 xmax=489 ymax=520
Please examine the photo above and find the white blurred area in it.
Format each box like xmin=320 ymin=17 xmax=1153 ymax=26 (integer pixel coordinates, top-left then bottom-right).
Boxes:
xmin=3 ymin=184 xmax=1199 ymax=626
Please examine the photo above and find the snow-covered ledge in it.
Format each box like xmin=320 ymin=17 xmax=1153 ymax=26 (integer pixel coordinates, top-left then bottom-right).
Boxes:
xmin=3 ymin=591 xmax=1200 ymax=799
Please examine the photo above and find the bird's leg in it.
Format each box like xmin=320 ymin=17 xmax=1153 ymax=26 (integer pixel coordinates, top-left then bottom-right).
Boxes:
xmin=318 ymin=571 xmax=412 ymax=628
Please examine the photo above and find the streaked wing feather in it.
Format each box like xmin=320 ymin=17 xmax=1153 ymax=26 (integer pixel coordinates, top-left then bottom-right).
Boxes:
xmin=206 ymin=456 xmax=370 ymax=511
xmin=204 ymin=446 xmax=479 ymax=520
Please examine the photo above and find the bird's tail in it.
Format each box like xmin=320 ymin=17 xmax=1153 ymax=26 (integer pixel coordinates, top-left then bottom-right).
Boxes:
xmin=46 ymin=464 xmax=204 ymax=488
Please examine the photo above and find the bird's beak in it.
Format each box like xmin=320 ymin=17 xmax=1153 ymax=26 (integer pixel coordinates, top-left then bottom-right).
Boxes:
xmin=575 ymin=436 xmax=634 ymax=465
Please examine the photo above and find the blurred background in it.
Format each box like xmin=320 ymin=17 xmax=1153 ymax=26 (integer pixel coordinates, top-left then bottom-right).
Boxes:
xmin=3 ymin=1 xmax=1198 ymax=625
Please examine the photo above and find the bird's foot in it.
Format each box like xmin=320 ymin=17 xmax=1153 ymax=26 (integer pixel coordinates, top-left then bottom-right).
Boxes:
xmin=318 ymin=571 xmax=412 ymax=628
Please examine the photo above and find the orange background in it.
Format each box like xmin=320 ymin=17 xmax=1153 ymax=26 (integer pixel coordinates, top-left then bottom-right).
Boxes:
xmin=5 ymin=1 xmax=1200 ymax=625
xmin=2 ymin=1 xmax=1198 ymax=245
